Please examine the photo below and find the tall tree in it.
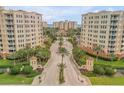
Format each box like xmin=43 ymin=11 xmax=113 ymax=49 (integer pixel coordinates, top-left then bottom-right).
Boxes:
xmin=93 ymin=45 xmax=102 ymax=61
xmin=58 ymin=47 xmax=68 ymax=64
xmin=109 ymin=53 xmax=116 ymax=62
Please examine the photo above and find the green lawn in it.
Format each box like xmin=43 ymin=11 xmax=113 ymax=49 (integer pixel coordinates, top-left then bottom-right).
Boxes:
xmin=88 ymin=59 xmax=124 ymax=85
xmin=0 ymin=74 xmax=33 ymax=84
xmin=90 ymin=77 xmax=124 ymax=85
xmin=94 ymin=59 xmax=124 ymax=69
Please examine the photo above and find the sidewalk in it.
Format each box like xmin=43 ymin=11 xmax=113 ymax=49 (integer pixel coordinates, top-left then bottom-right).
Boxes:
xmin=70 ymin=54 xmax=92 ymax=85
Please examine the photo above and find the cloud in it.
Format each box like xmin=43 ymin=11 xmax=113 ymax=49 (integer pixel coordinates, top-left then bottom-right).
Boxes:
xmin=43 ymin=15 xmax=54 ymax=22
xmin=40 ymin=6 xmax=95 ymax=23
xmin=5 ymin=6 xmax=124 ymax=24
xmin=5 ymin=6 xmax=95 ymax=24
xmin=107 ymin=8 xmax=114 ymax=11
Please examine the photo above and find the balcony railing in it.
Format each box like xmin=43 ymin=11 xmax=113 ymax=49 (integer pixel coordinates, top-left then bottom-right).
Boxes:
xmin=110 ymin=23 xmax=118 ymax=25
xmin=111 ymin=17 xmax=119 ymax=20
xmin=6 ymin=27 xmax=14 ymax=30
xmin=5 ymin=16 xmax=13 ymax=19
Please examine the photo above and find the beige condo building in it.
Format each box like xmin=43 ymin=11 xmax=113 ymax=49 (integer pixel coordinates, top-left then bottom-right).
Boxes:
xmin=80 ymin=11 xmax=124 ymax=57
xmin=53 ymin=20 xmax=77 ymax=30
xmin=0 ymin=9 xmax=43 ymax=53
xmin=53 ymin=20 xmax=77 ymax=36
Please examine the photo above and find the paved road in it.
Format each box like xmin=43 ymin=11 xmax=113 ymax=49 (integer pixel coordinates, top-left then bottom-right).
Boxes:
xmin=32 ymin=38 xmax=91 ymax=86
xmin=61 ymin=39 xmax=91 ymax=85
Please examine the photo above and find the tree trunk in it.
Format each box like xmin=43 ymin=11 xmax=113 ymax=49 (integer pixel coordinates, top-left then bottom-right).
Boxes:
xmin=96 ymin=51 xmax=99 ymax=62
xmin=14 ymin=59 xmax=16 ymax=66
xmin=62 ymin=54 xmax=64 ymax=64
xmin=27 ymin=55 xmax=28 ymax=62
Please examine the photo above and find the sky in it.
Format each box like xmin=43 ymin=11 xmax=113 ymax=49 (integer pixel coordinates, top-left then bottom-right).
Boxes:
xmin=5 ymin=6 xmax=124 ymax=24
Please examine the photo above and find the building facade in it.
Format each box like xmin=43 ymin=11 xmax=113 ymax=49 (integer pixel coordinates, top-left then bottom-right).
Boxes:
xmin=80 ymin=11 xmax=124 ymax=57
xmin=53 ymin=20 xmax=77 ymax=36
xmin=42 ymin=21 xmax=47 ymax=28
xmin=0 ymin=9 xmax=43 ymax=53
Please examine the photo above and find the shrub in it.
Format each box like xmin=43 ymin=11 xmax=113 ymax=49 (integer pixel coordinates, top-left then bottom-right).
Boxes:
xmin=82 ymin=71 xmax=96 ymax=77
xmin=94 ymin=65 xmax=101 ymax=73
xmin=0 ymin=71 xmax=4 ymax=74
xmin=73 ymin=46 xmax=87 ymax=66
xmin=0 ymin=69 xmax=6 ymax=74
xmin=17 ymin=62 xmax=29 ymax=66
xmin=79 ymin=58 xmax=86 ymax=65
xmin=27 ymin=70 xmax=40 ymax=78
xmin=98 ymin=67 xmax=105 ymax=75
xmin=22 ymin=66 xmax=33 ymax=75
xmin=10 ymin=66 xmax=20 ymax=75
xmin=93 ymin=65 xmax=115 ymax=76
xmin=104 ymin=67 xmax=115 ymax=76
xmin=94 ymin=65 xmax=105 ymax=75
xmin=0 ymin=65 xmax=13 ymax=68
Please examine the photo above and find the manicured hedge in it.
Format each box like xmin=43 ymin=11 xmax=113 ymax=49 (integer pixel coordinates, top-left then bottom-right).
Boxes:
xmin=10 ymin=65 xmax=21 ymax=75
xmin=93 ymin=65 xmax=115 ymax=76
xmin=21 ymin=66 xmax=33 ymax=75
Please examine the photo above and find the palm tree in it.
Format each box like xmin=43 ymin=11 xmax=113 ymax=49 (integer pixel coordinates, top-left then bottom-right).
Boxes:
xmin=42 ymin=49 xmax=50 ymax=62
xmin=44 ymin=39 xmax=52 ymax=48
xmin=93 ymin=45 xmax=102 ymax=61
xmin=58 ymin=62 xmax=65 ymax=84
xmin=58 ymin=47 xmax=68 ymax=64
xmin=12 ymin=52 xmax=17 ymax=66
xmin=58 ymin=47 xmax=68 ymax=84
xmin=68 ymin=29 xmax=75 ymax=37
xmin=43 ymin=27 xmax=58 ymax=42
xmin=110 ymin=53 xmax=116 ymax=62
xmin=24 ymin=48 xmax=30 ymax=62
xmin=36 ymin=48 xmax=50 ymax=62
xmin=59 ymin=37 xmax=63 ymax=42
xmin=59 ymin=41 xmax=63 ymax=48
xmin=36 ymin=51 xmax=43 ymax=62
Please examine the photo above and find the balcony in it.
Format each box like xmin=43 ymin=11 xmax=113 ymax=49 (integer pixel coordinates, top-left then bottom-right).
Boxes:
xmin=7 ymin=32 xmax=14 ymax=35
xmin=110 ymin=23 xmax=118 ymax=26
xmin=6 ymin=27 xmax=14 ymax=30
xmin=108 ymin=43 xmax=116 ymax=47
xmin=109 ymin=34 xmax=116 ymax=37
xmin=5 ymin=15 xmax=13 ymax=19
xmin=111 ymin=17 xmax=119 ymax=20
xmin=110 ymin=26 xmax=118 ymax=28
xmin=8 ymin=38 xmax=15 ymax=41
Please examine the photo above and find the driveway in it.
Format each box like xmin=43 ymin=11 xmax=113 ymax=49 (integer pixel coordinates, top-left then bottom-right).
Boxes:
xmin=32 ymin=38 xmax=91 ymax=86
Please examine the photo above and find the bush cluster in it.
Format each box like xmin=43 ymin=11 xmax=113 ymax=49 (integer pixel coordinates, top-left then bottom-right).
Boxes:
xmin=10 ymin=65 xmax=38 ymax=77
xmin=10 ymin=65 xmax=21 ymax=75
xmin=94 ymin=65 xmax=115 ymax=76
xmin=73 ymin=46 xmax=87 ymax=66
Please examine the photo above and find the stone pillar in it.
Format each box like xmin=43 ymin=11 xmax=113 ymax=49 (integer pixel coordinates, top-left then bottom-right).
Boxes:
xmin=82 ymin=57 xmax=94 ymax=71
xmin=30 ymin=56 xmax=38 ymax=70
xmin=86 ymin=57 xmax=94 ymax=71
